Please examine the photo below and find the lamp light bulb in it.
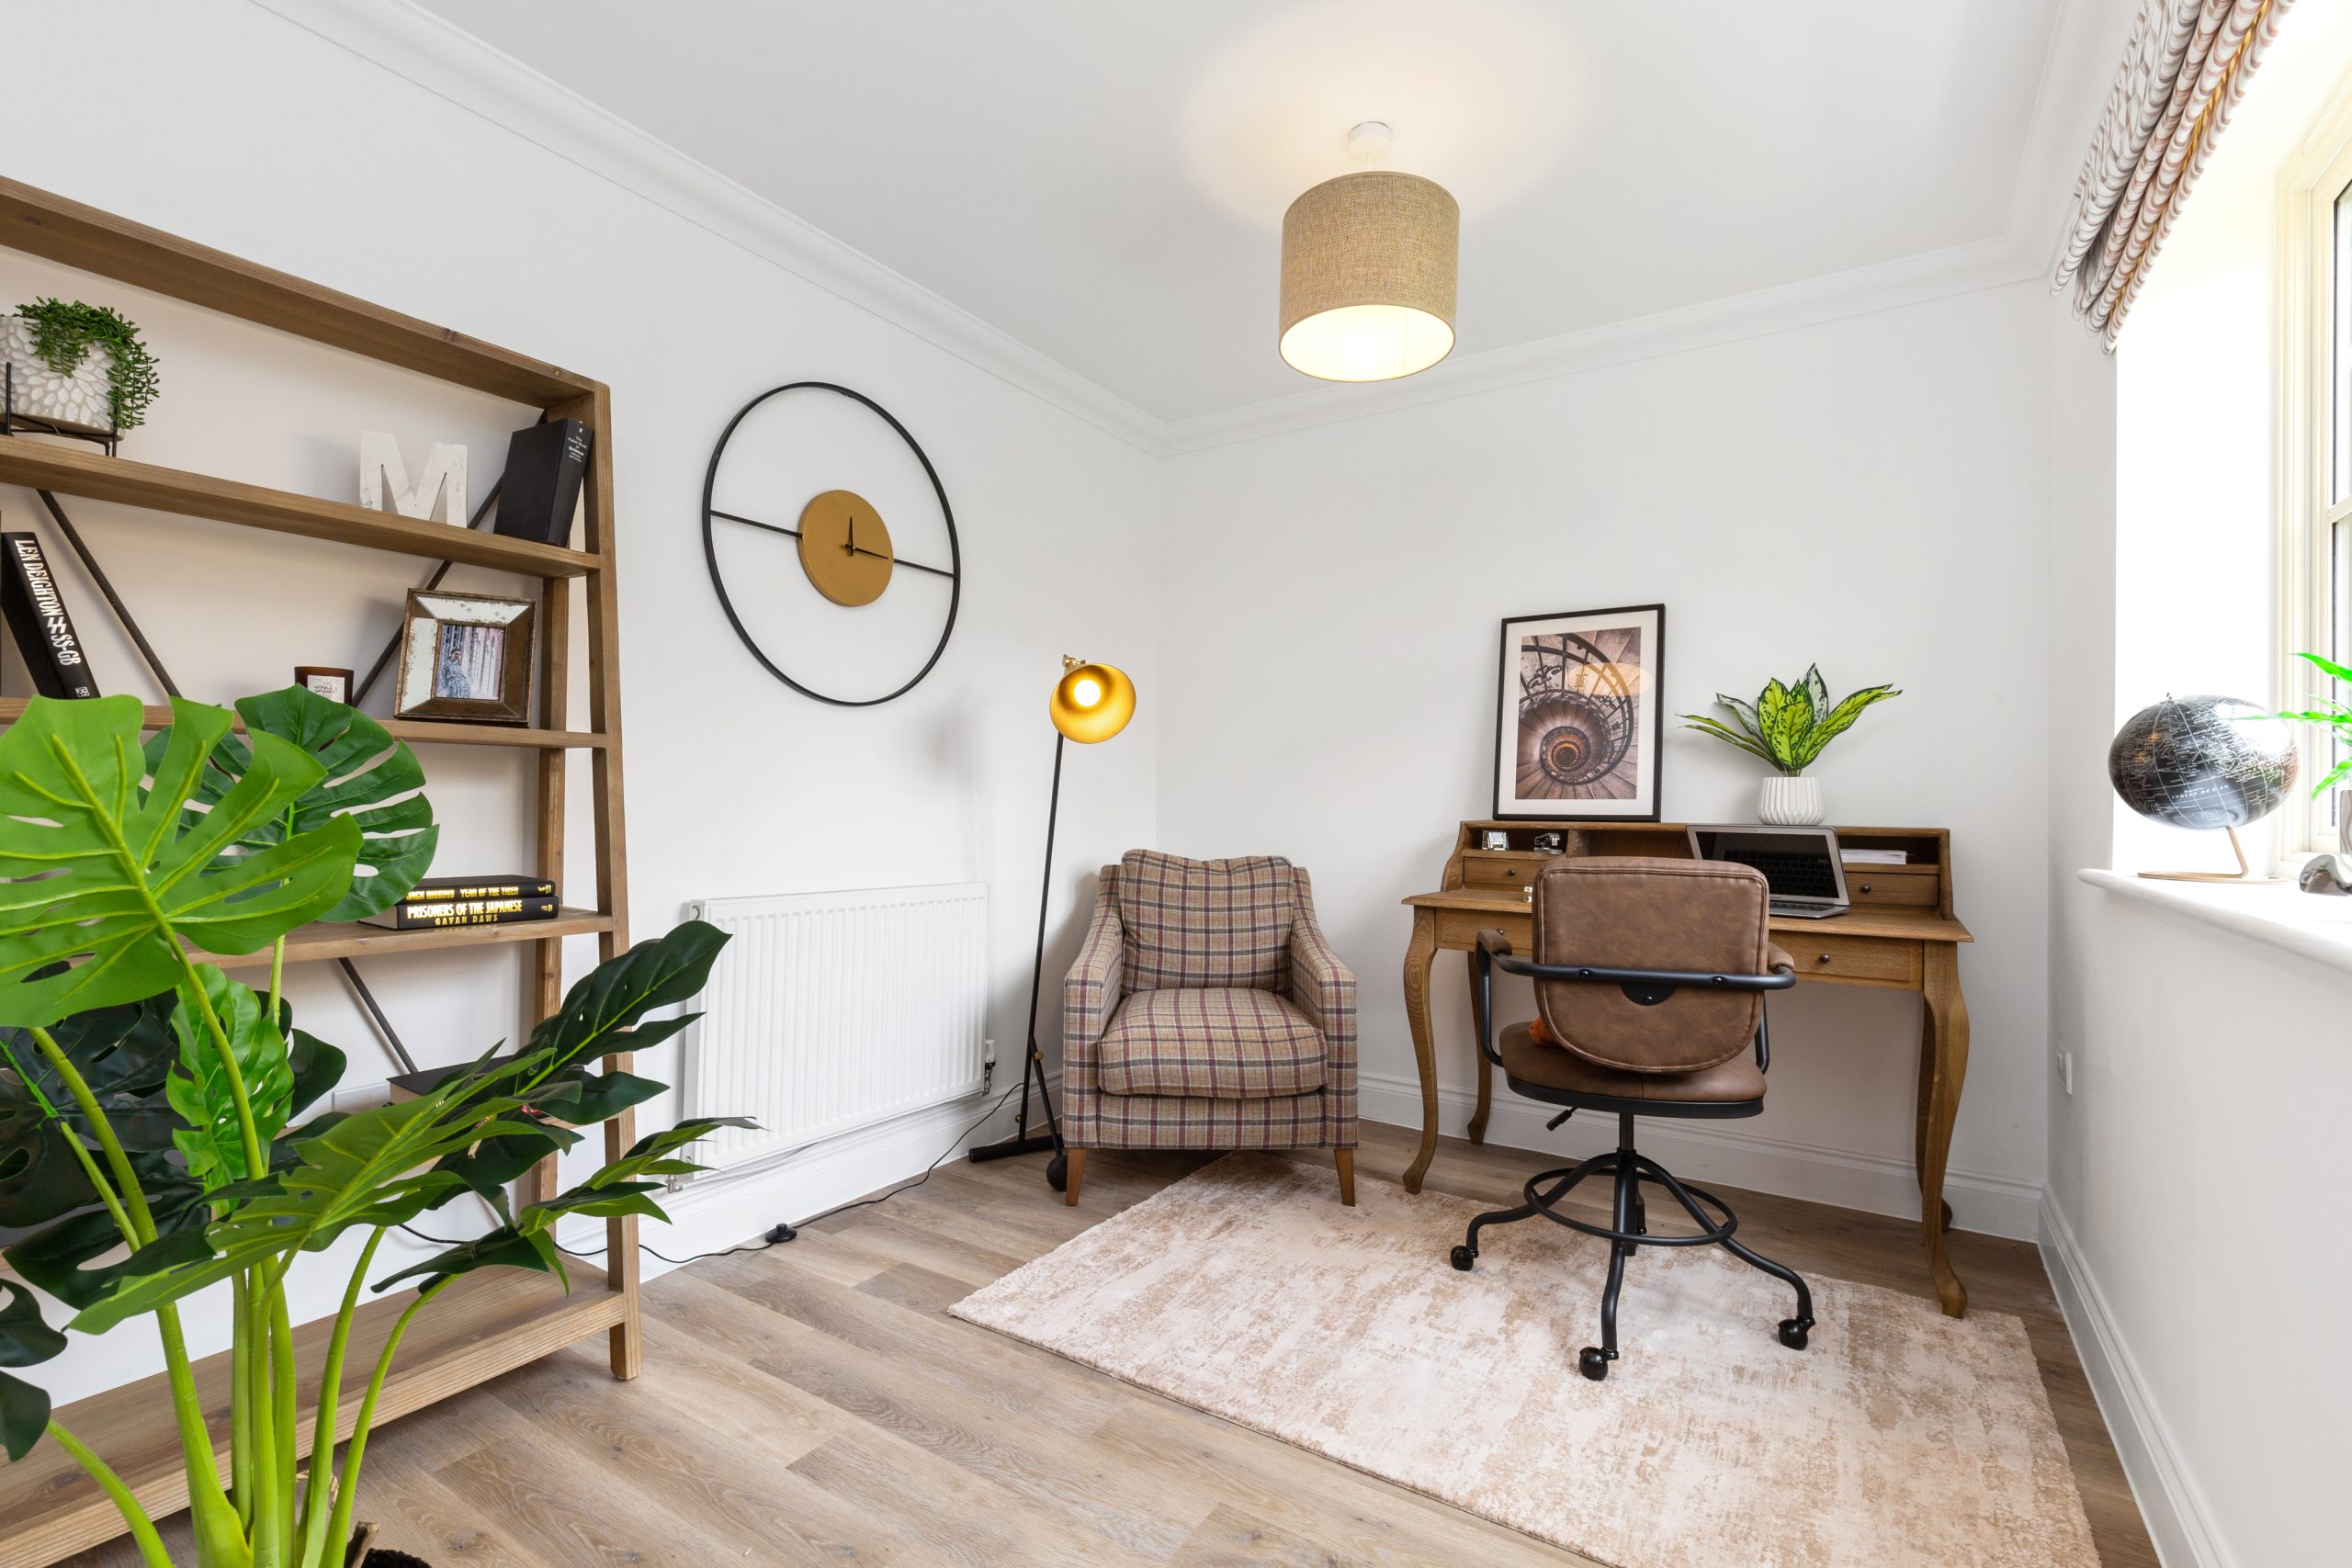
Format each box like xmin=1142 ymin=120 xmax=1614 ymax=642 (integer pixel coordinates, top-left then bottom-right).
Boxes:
xmin=1072 ymin=678 xmax=1102 ymax=707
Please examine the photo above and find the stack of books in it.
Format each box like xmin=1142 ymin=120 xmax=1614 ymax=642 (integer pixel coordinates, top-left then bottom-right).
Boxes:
xmin=362 ymin=874 xmax=560 ymax=930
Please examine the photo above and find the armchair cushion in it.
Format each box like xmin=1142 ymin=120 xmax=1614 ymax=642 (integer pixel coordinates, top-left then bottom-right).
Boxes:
xmin=1097 ymin=987 xmax=1325 ymax=1099
xmin=1115 ymin=850 xmax=1295 ymax=992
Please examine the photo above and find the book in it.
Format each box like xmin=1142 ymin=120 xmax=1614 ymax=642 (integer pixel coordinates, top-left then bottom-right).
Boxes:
xmin=0 ymin=531 xmax=98 ymax=699
xmin=399 ymin=874 xmax=557 ymax=903
xmin=362 ymin=895 xmax=560 ymax=931
xmin=1840 ymin=849 xmax=1909 ymax=866
xmin=492 ymin=419 xmax=590 ymax=546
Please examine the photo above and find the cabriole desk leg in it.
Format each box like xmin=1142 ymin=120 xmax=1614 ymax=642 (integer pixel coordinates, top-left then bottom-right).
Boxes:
xmin=1402 ymin=908 xmax=1441 ymax=1193
xmin=1918 ymin=942 xmax=1972 ymax=1317
xmin=1466 ymin=950 xmax=1493 ymax=1145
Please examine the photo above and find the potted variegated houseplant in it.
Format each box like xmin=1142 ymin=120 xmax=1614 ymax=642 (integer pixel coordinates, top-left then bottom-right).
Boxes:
xmin=1679 ymin=666 xmax=1901 ymax=824
xmin=3 ymin=297 xmax=162 ymax=433
xmin=0 ymin=686 xmax=744 ymax=1567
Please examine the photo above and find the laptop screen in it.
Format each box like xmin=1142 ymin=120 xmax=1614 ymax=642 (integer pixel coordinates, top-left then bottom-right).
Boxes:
xmin=1686 ymin=826 xmax=1848 ymax=904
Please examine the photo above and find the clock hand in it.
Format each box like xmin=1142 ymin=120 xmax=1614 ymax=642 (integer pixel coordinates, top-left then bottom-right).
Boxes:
xmin=843 ymin=513 xmax=858 ymax=555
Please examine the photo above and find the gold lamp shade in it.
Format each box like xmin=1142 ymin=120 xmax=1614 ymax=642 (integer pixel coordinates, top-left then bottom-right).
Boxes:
xmin=1050 ymin=657 xmax=1136 ymax=744
xmin=1280 ymin=170 xmax=1459 ymax=382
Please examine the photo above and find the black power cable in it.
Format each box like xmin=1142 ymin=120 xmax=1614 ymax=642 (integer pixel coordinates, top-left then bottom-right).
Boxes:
xmin=400 ymin=1080 xmax=1026 ymax=1269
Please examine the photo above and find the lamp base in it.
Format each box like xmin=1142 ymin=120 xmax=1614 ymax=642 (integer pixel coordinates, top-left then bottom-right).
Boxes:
xmin=967 ymin=1133 xmax=1066 ymax=1191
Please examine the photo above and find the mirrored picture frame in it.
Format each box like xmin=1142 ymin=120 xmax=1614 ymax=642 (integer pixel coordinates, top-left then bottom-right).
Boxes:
xmin=393 ymin=589 xmax=536 ymax=726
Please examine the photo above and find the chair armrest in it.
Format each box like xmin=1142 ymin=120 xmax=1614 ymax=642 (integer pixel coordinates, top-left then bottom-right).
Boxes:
xmin=1060 ymin=889 xmax=1125 ymax=1062
xmin=1287 ymin=913 xmax=1357 ymax=1071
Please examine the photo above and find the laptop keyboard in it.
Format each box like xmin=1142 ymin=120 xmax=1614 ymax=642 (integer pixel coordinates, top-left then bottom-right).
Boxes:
xmin=1724 ymin=848 xmax=1840 ymax=899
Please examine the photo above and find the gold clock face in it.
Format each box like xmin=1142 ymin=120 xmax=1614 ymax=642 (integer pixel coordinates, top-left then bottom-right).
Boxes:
xmin=796 ymin=490 xmax=894 ymax=606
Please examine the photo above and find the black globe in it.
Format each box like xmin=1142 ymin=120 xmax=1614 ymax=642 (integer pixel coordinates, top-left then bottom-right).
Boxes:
xmin=2107 ymin=694 xmax=2297 ymax=830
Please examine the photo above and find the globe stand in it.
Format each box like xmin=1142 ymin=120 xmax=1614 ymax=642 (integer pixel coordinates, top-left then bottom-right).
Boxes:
xmin=2137 ymin=826 xmax=2281 ymax=883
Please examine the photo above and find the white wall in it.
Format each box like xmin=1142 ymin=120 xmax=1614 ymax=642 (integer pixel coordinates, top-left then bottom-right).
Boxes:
xmin=2043 ymin=8 xmax=2352 ymax=1566
xmin=1158 ymin=281 xmax=2056 ymax=1237
xmin=2 ymin=0 xmax=1160 ymax=1404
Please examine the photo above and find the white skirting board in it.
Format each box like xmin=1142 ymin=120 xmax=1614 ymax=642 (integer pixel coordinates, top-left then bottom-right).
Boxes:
xmin=1356 ymin=1070 xmax=2045 ymax=1241
xmin=2040 ymin=1194 xmax=2225 ymax=1568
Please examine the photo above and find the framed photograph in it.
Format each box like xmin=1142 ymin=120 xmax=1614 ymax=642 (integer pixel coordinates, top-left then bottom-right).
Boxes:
xmin=294 ymin=666 xmax=353 ymax=705
xmin=1493 ymin=604 xmax=1665 ymax=821
xmin=394 ymin=590 xmax=536 ymax=726
xmin=1532 ymin=830 xmax=1566 ymax=854
xmin=1477 ymin=829 xmax=1510 ymax=852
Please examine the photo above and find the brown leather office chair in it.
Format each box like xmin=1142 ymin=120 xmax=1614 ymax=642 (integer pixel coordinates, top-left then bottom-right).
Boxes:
xmin=1450 ymin=857 xmax=1812 ymax=1381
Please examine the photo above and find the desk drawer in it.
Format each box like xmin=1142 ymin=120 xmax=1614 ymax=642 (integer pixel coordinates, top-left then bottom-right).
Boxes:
xmin=1791 ymin=934 xmax=1920 ymax=987
xmin=1462 ymin=856 xmax=1552 ymax=891
xmin=1844 ymin=865 xmax=1939 ymax=908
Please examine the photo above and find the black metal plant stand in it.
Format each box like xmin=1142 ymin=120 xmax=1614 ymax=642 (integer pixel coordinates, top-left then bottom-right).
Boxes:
xmin=3 ymin=363 xmax=120 ymax=455
xmin=967 ymin=731 xmax=1070 ymax=1190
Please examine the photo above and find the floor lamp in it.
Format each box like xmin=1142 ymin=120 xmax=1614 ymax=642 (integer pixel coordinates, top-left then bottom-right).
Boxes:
xmin=967 ymin=655 xmax=1137 ymax=1190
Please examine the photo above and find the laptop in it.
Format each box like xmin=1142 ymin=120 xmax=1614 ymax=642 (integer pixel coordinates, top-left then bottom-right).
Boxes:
xmin=1686 ymin=824 xmax=1849 ymax=920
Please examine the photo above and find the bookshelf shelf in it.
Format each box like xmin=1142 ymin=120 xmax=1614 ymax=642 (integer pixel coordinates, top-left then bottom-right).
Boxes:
xmin=0 ymin=180 xmax=637 ymax=1567
xmin=193 ymin=908 xmax=616 ymax=970
xmin=0 ymin=441 xmax=600 ymax=576
xmin=0 ymin=698 xmax=611 ymax=750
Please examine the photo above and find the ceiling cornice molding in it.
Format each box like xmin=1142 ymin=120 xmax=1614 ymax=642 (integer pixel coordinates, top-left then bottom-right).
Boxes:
xmin=1158 ymin=235 xmax=2044 ymax=455
xmin=248 ymin=0 xmax=2121 ymax=463
xmin=246 ymin=0 xmax=1170 ymax=455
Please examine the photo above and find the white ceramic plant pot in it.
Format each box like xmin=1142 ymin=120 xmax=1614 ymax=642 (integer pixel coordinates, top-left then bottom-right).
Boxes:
xmin=1 ymin=315 xmax=115 ymax=430
xmin=1758 ymin=774 xmax=1825 ymax=826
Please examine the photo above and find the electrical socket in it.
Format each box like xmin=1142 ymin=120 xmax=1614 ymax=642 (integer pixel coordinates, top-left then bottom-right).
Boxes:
xmin=2055 ymin=1051 xmax=2074 ymax=1096
xmin=982 ymin=1037 xmax=996 ymax=1092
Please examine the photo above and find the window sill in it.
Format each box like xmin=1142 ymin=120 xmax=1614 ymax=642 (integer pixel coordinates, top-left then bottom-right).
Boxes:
xmin=2078 ymin=867 xmax=2352 ymax=978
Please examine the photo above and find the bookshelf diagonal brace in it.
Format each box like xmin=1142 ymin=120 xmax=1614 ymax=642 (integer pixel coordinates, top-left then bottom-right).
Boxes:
xmin=33 ymin=489 xmax=180 ymax=697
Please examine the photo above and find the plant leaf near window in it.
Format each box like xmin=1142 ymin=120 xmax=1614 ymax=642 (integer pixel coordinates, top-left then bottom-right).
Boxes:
xmin=1679 ymin=665 xmax=1901 ymax=776
xmin=16 ymin=296 xmax=162 ymax=430
xmin=2261 ymin=649 xmax=2352 ymax=796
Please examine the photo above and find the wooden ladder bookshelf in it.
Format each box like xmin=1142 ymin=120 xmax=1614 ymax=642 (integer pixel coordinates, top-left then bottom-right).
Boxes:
xmin=0 ymin=177 xmax=636 ymax=1567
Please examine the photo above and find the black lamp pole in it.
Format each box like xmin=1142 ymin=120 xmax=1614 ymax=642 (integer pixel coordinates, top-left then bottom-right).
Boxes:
xmin=967 ymin=729 xmax=1070 ymax=1189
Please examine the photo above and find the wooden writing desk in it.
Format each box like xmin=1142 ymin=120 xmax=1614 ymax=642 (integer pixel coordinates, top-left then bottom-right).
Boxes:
xmin=1399 ymin=820 xmax=1976 ymax=1316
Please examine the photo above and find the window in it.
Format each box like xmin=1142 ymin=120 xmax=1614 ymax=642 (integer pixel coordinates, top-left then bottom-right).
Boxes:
xmin=2276 ymin=91 xmax=2352 ymax=856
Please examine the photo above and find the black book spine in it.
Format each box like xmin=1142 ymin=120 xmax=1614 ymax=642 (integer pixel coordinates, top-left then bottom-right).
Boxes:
xmin=363 ymin=896 xmax=560 ymax=931
xmin=402 ymin=878 xmax=557 ymax=903
xmin=491 ymin=420 xmax=590 ymax=546
xmin=0 ymin=532 xmax=98 ymax=700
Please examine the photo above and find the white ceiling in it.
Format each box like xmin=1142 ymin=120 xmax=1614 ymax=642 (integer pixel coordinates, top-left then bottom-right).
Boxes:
xmin=413 ymin=0 xmax=2066 ymax=425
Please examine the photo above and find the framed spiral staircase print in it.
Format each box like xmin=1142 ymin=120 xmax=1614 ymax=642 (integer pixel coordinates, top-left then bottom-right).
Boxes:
xmin=1492 ymin=604 xmax=1665 ymax=820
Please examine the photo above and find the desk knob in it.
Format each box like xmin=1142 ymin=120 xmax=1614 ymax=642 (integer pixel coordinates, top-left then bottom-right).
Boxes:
xmin=1815 ymin=953 xmax=1832 ymax=965
xmin=1859 ymin=883 xmax=1873 ymax=894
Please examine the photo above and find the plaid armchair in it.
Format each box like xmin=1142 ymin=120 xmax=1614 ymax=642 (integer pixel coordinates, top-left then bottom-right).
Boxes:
xmin=1059 ymin=851 xmax=1358 ymax=1205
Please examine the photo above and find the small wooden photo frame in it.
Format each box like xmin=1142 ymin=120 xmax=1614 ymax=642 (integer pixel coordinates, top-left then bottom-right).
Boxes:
xmin=393 ymin=589 xmax=535 ymax=726
xmin=294 ymin=666 xmax=354 ymax=705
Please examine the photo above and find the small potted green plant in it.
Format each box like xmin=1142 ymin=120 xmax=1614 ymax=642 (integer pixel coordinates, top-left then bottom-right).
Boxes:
xmin=1679 ymin=666 xmax=1900 ymax=824
xmin=3 ymin=297 xmax=162 ymax=434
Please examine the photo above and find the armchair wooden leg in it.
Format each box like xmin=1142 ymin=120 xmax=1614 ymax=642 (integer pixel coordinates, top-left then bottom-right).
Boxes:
xmin=1335 ymin=1148 xmax=1356 ymax=1207
xmin=1064 ymin=1146 xmax=1086 ymax=1206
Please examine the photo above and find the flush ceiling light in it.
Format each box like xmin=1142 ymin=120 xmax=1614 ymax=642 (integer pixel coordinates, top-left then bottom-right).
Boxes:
xmin=1279 ymin=121 xmax=1459 ymax=382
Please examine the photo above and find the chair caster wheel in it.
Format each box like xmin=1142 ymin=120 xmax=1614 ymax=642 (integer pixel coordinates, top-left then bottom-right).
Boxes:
xmin=1778 ymin=1317 xmax=1812 ymax=1350
xmin=1449 ymin=1245 xmax=1476 ymax=1271
xmin=1046 ymin=1154 xmax=1068 ymax=1192
xmin=1577 ymin=1348 xmax=1611 ymax=1382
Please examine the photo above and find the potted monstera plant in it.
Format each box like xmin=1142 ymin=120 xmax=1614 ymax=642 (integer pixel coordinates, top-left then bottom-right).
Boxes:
xmin=0 ymin=687 xmax=743 ymax=1567
xmin=1679 ymin=665 xmax=1901 ymax=825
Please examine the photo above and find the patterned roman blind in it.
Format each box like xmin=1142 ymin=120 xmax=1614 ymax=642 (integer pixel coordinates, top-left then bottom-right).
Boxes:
xmin=2053 ymin=0 xmax=2294 ymax=346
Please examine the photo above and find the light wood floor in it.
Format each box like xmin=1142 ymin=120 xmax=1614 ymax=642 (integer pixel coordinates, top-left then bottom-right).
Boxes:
xmin=72 ymin=1122 xmax=2154 ymax=1567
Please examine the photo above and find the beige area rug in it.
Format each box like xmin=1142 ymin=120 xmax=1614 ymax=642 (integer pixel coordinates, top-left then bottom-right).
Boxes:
xmin=951 ymin=1155 xmax=2098 ymax=1568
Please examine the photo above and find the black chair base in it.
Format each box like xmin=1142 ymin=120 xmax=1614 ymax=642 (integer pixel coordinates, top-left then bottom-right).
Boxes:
xmin=1449 ymin=1111 xmax=1815 ymax=1381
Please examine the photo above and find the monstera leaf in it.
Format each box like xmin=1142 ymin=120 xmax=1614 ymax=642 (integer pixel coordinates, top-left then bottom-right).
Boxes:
xmin=158 ymin=685 xmax=437 ymax=921
xmin=167 ymin=965 xmax=296 ymax=1190
xmin=0 ymin=696 xmax=361 ymax=1027
xmin=0 ymin=1280 xmax=67 ymax=1461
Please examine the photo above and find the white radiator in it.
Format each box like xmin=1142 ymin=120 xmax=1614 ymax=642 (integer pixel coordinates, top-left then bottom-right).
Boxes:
xmin=679 ymin=883 xmax=989 ymax=1178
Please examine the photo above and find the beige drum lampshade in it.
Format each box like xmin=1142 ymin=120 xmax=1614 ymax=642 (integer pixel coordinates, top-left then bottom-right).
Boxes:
xmin=1279 ymin=170 xmax=1459 ymax=382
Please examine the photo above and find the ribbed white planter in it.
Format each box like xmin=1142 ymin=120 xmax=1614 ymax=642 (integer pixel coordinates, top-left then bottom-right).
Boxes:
xmin=1758 ymin=774 xmax=1825 ymax=826
xmin=1 ymin=316 xmax=114 ymax=430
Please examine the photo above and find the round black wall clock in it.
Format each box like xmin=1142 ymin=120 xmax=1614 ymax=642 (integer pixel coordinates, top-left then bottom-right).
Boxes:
xmin=700 ymin=382 xmax=962 ymax=706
